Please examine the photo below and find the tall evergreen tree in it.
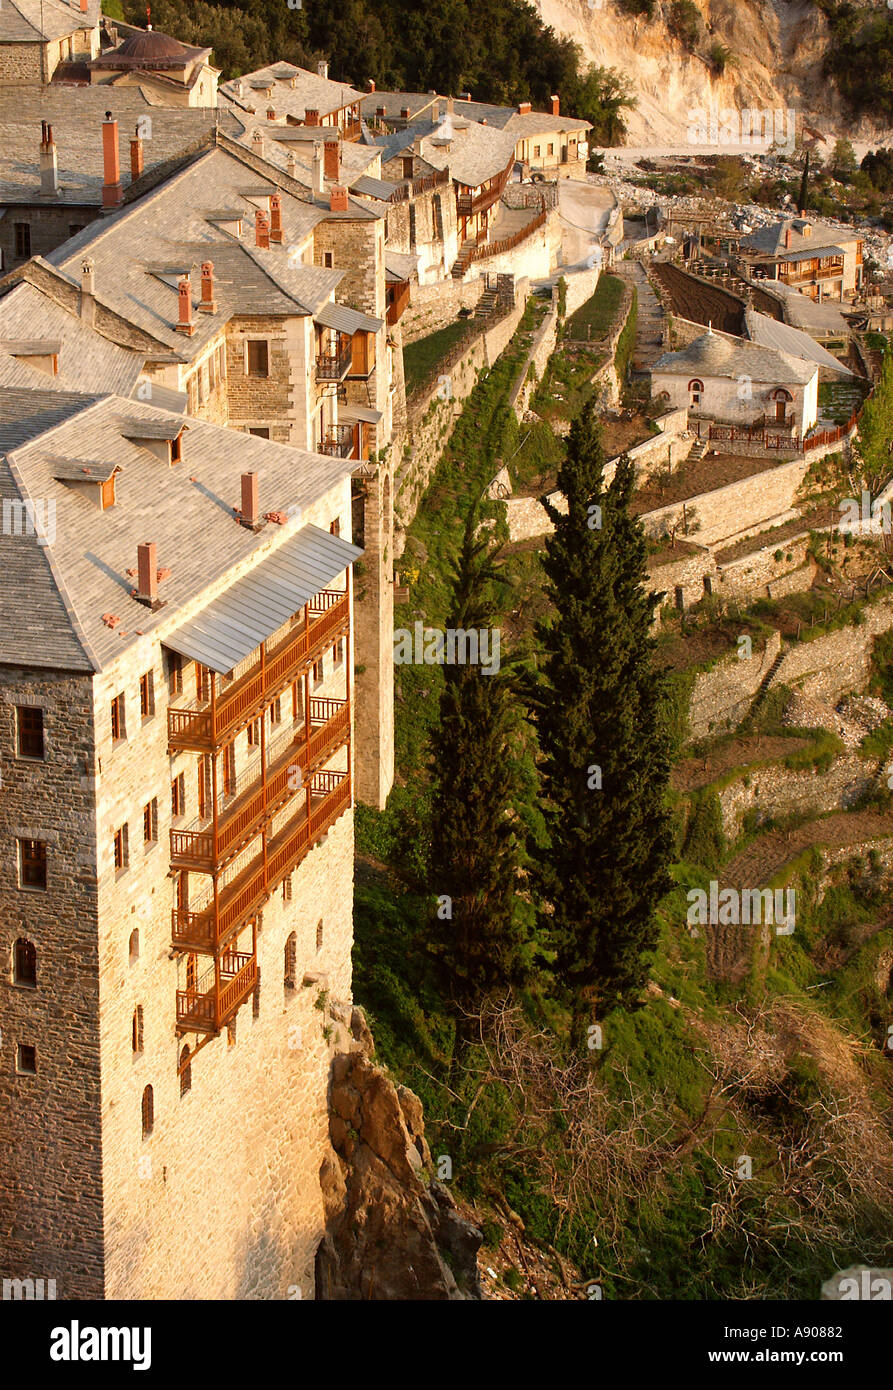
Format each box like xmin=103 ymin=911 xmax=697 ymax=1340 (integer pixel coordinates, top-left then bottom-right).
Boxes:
xmin=532 ymin=402 xmax=674 ymax=1034
xmin=428 ymin=508 xmax=526 ymax=1008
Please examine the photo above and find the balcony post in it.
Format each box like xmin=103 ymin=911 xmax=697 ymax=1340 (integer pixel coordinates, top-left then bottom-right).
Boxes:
xmin=213 ymin=950 xmax=222 ymax=1032
xmin=212 ymin=877 xmax=220 ymax=948
xmin=212 ymin=752 xmax=219 ymax=861
xmin=210 ymin=671 xmax=217 ymax=741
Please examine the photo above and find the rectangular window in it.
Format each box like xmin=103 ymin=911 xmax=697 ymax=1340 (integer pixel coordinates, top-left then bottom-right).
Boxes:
xmin=312 ymin=659 xmax=323 ymax=688
xmin=110 ymin=691 xmax=126 ymax=743
xmin=171 ymin=772 xmax=185 ymax=818
xmin=196 ymin=368 xmax=205 ymax=406
xmin=247 ymin=717 xmax=262 ymax=747
xmin=195 ymin=664 xmax=211 ymax=703
xmin=170 ymin=433 xmax=182 ymax=465
xmin=222 ymin=742 xmax=236 ymax=799
xmin=282 ymin=874 xmax=292 ymax=902
xmin=270 ymin=697 xmax=282 ymax=726
xmin=533 ymin=145 xmax=541 ymax=158
xmin=139 ymin=670 xmax=155 ymax=719
xmin=548 ymin=143 xmax=554 ymax=155
xmin=334 ymin=638 xmax=345 ymax=667
xmin=248 ymin=427 xmax=270 ymax=438
xmin=14 ymin=223 xmax=31 ymax=259
xmin=246 ymin=340 xmax=269 ymax=377
xmin=323 ymin=251 xmax=334 ymax=268
xmin=19 ymin=838 xmax=47 ymax=890
xmin=16 ymin=1044 xmax=37 ymax=1075
xmin=218 ymin=344 xmax=227 ymax=382
xmin=168 ymin=652 xmax=183 ymax=696
xmin=16 ymin=706 xmax=44 ymax=759
xmin=143 ymin=797 xmax=158 ymax=845
xmin=113 ymin=824 xmax=129 ymax=872
xmin=329 ymin=517 xmax=341 ymax=537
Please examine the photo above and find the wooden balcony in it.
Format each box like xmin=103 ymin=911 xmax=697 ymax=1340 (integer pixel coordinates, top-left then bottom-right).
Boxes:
xmin=170 ymin=698 xmax=350 ymax=872
xmin=317 ymin=424 xmax=355 ymax=458
xmin=168 ymin=590 xmax=349 ymax=751
xmin=176 ymin=947 xmax=258 ymax=1035
xmin=171 ymin=768 xmax=352 ymax=953
xmin=316 ymin=341 xmax=352 ymax=381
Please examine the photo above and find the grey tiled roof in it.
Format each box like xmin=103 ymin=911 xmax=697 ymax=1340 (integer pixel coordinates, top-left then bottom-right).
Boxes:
xmin=652 ymin=329 xmax=816 ymax=385
xmin=738 ymin=217 xmax=861 ymax=259
xmin=417 ymin=119 xmax=517 ymax=189
xmin=0 ymin=282 xmax=144 ymax=395
xmin=0 ymin=0 xmax=100 ymax=44
xmin=220 ymin=63 xmax=363 ymax=122
xmin=0 ymin=385 xmax=356 ymax=672
xmin=743 ymin=309 xmax=854 ymax=376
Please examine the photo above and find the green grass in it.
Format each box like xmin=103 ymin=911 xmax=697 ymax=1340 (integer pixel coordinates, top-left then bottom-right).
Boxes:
xmin=402 ymin=321 xmax=471 ymax=396
xmin=565 ymin=273 xmax=625 ymax=340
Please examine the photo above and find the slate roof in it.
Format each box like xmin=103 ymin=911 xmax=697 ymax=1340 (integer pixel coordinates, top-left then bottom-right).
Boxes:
xmin=0 ymin=282 xmax=143 ymax=395
xmin=0 ymin=385 xmax=356 ymax=672
xmin=738 ymin=217 xmax=862 ymax=259
xmin=0 ymin=0 xmax=100 ymax=44
xmin=417 ymin=118 xmax=517 ymax=189
xmin=220 ymin=63 xmax=363 ymax=122
xmin=652 ymin=328 xmax=816 ymax=385
xmin=743 ymin=309 xmax=854 ymax=376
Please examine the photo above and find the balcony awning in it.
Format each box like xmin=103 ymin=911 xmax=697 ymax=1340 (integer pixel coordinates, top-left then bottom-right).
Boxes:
xmin=162 ymin=525 xmax=362 ymax=676
xmin=776 ymin=246 xmax=846 ymax=264
xmin=315 ymin=302 xmax=384 ymax=335
xmin=339 ymin=403 xmax=382 ymax=424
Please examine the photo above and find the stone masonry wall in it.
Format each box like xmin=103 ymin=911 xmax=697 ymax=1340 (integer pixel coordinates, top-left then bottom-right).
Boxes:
xmin=641 ymin=455 xmax=811 ymax=547
xmin=401 ymin=278 xmax=484 ymax=344
xmin=718 ymin=754 xmax=880 ymax=838
xmin=771 ymin=597 xmax=893 ymax=703
xmin=689 ymin=630 xmax=783 ymax=738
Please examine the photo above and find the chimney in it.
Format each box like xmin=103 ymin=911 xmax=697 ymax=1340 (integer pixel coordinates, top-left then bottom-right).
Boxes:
xmin=446 ymin=96 xmax=454 ymax=114
xmin=286 ymin=152 xmax=298 ymax=180
xmin=266 ymin=107 xmax=276 ymax=121
xmin=400 ymin=106 xmax=410 ymax=119
xmin=324 ymin=138 xmax=340 ymax=181
xmin=305 ymin=108 xmax=320 ymax=126
xmin=312 ymin=143 xmax=325 ymax=196
xmin=317 ymin=60 xmax=329 ymax=80
xmin=270 ymin=192 xmax=283 ymax=243
xmin=255 ymin=209 xmax=270 ymax=249
xmin=130 ymin=131 xmax=143 ymax=182
xmin=784 ymin=225 xmax=792 ymax=249
xmin=199 ymin=260 xmax=216 ymax=313
xmin=79 ymin=257 xmax=95 ymax=324
xmin=40 ymin=121 xmax=59 ymax=197
xmin=461 ymin=91 xmax=471 ymax=101
xmin=251 ymin=129 xmax=264 ymax=157
xmin=376 ymin=105 xmax=386 ymax=119
xmin=240 ymin=472 xmax=259 ymax=527
xmin=551 ymin=94 xmax=560 ymax=116
xmin=79 ymin=0 xmax=88 ymax=11
xmin=176 ymin=274 xmax=194 ymax=336
xmin=367 ymin=78 xmax=375 ymax=93
xmin=135 ymin=542 xmax=158 ymax=608
xmin=235 ymin=79 xmax=243 ymax=98
xmin=330 ymin=184 xmax=349 ymax=213
xmin=518 ymin=101 xmax=532 ymax=115
xmin=101 ymin=112 xmax=122 ymax=209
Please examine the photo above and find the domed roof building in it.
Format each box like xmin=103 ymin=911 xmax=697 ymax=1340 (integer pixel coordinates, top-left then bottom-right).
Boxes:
xmin=89 ymin=24 xmax=217 ymax=107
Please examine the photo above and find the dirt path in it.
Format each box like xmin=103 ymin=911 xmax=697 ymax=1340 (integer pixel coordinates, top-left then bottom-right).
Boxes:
xmin=672 ymin=736 xmax=807 ymax=793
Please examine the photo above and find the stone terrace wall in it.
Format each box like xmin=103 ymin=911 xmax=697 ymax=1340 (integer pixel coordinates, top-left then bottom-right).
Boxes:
xmin=641 ymin=455 xmax=810 ymax=547
xmin=509 ymin=290 xmax=559 ymax=419
xmin=689 ymin=630 xmax=782 ymax=738
xmin=771 ymin=597 xmax=893 ymax=702
xmin=718 ymin=754 xmax=880 ymax=838
xmin=402 ymin=279 xmax=485 ymax=344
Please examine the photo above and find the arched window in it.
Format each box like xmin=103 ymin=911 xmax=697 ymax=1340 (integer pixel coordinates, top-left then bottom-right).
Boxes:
xmin=141 ymin=1084 xmax=154 ymax=1138
xmin=132 ymin=1005 xmax=144 ymax=1054
xmin=688 ymin=378 xmax=704 ymax=407
xmin=13 ymin=938 xmax=36 ymax=987
xmin=179 ymin=1046 xmax=192 ymax=1097
xmin=129 ymin=929 xmax=140 ymax=964
xmin=284 ymin=932 xmax=297 ymax=990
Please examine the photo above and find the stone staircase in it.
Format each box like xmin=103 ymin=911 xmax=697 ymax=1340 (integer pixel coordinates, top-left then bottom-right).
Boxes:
xmin=474 ymin=287 xmax=499 ymax=319
xmin=688 ymin=437 xmax=709 ymax=462
xmin=615 ymin=259 xmax=665 ymax=373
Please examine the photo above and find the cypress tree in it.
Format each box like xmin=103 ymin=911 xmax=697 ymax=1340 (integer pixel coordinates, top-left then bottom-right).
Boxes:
xmin=428 ymin=508 xmax=526 ymax=1007
xmin=532 ymin=402 xmax=674 ymax=1034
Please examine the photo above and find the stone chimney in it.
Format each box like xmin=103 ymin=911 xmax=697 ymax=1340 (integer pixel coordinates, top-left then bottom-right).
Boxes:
xmin=234 ymin=79 xmax=243 ymax=98
xmin=312 ymin=143 xmax=325 ymax=196
xmin=199 ymin=261 xmax=216 ymax=313
xmin=251 ymin=129 xmax=264 ymax=158
xmin=367 ymin=78 xmax=375 ymax=93
xmin=446 ymin=96 xmax=454 ymax=114
xmin=518 ymin=101 xmax=532 ymax=115
xmin=101 ymin=112 xmax=122 ymax=209
xmin=176 ymin=274 xmax=194 ymax=336
xmin=286 ymin=152 xmax=298 ymax=180
xmin=266 ymin=107 xmax=276 ymax=121
xmin=551 ymin=94 xmax=560 ymax=116
xmin=784 ymin=225 xmax=792 ymax=249
xmin=135 ymin=542 xmax=159 ymax=608
xmin=305 ymin=108 xmax=320 ymax=126
xmin=376 ymin=105 xmax=386 ymax=120
xmin=400 ymin=106 xmax=410 ymax=119
xmin=270 ymin=192 xmax=283 ymax=244
xmin=461 ymin=91 xmax=471 ymax=101
xmin=317 ymin=60 xmax=329 ymax=80
xmin=324 ymin=138 xmax=340 ymax=181
xmin=40 ymin=121 xmax=59 ymax=197
xmin=130 ymin=130 xmax=144 ymax=182
xmin=79 ymin=257 xmax=95 ymax=324
xmin=330 ymin=185 xmax=349 ymax=213
xmin=255 ymin=210 xmax=270 ymax=249
xmin=240 ymin=472 xmax=259 ymax=527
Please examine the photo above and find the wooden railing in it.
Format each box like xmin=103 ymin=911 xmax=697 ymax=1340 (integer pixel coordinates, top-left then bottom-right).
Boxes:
xmin=388 ymin=168 xmax=450 ymax=203
xmin=176 ymin=950 xmax=258 ymax=1033
xmin=316 ymin=343 xmax=352 ymax=381
xmin=317 ymin=424 xmax=355 ymax=457
xmin=171 ymin=769 xmax=351 ymax=952
xmin=462 ymin=207 xmax=548 ymax=268
xmin=170 ymin=700 xmax=350 ymax=871
xmin=168 ymin=590 xmax=349 ymax=750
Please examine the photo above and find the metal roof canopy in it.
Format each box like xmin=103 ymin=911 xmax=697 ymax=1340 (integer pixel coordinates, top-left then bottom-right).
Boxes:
xmin=315 ymin=301 xmax=384 ymax=335
xmin=162 ymin=524 xmax=362 ymax=676
xmin=339 ymin=403 xmax=382 ymax=423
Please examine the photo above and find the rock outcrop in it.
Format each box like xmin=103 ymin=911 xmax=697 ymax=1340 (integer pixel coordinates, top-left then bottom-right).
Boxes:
xmin=315 ymin=1006 xmax=483 ymax=1300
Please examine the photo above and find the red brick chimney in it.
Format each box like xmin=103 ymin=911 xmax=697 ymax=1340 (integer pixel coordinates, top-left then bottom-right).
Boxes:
xmin=270 ymin=192 xmax=283 ymax=243
xmin=176 ymin=274 xmax=194 ymax=336
xmin=367 ymin=78 xmax=376 ymax=93
xmin=40 ymin=121 xmax=59 ymax=197
xmin=102 ymin=112 xmax=122 ymax=209
xmin=784 ymin=225 xmax=792 ymax=250
xmin=130 ymin=132 xmax=143 ymax=182
xmin=324 ymin=138 xmax=340 ymax=181
xmin=255 ymin=209 xmax=270 ymax=249
xmin=329 ymin=185 xmax=349 ymax=213
xmin=305 ymin=108 xmax=320 ymax=126
xmin=400 ymin=106 xmax=410 ymax=119
xmin=551 ymin=94 xmax=560 ymax=116
xmin=518 ymin=101 xmax=532 ymax=115
xmin=376 ymin=105 xmax=386 ymax=119
xmin=241 ymin=472 xmax=259 ymax=526
xmin=199 ymin=261 xmax=216 ymax=313
xmin=80 ymin=0 xmax=88 ymax=12
xmin=136 ymin=542 xmax=158 ymax=606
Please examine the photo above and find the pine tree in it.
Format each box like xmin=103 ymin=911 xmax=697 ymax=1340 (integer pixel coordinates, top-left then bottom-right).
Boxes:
xmin=428 ymin=509 xmax=526 ymax=1008
xmin=532 ymin=402 xmax=674 ymax=1034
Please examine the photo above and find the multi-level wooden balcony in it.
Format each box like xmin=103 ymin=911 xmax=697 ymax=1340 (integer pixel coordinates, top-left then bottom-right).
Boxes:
xmin=170 ymin=698 xmax=350 ymax=872
xmin=168 ymin=589 xmax=349 ymax=752
xmin=176 ymin=944 xmax=259 ymax=1035
xmin=171 ymin=767 xmax=352 ymax=954
xmin=316 ymin=339 xmax=352 ymax=381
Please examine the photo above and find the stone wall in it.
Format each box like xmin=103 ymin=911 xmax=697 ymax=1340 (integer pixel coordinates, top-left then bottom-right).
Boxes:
xmin=642 ymin=454 xmax=811 ymax=547
xmin=688 ymin=630 xmax=783 ymax=738
xmin=717 ymin=754 xmax=880 ymax=838
xmin=401 ymin=278 xmax=484 ymax=344
xmin=771 ymin=597 xmax=893 ymax=703
xmin=562 ymin=265 xmax=601 ymax=319
xmin=353 ymin=462 xmax=395 ymax=810
xmin=509 ymin=292 xmax=558 ymax=419
xmin=0 ymin=43 xmax=43 ymax=82
xmin=0 ymin=205 xmax=100 ymax=275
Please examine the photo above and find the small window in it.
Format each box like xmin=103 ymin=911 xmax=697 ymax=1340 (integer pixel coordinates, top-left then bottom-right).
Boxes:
xmin=270 ymin=697 xmax=282 ymax=726
xmin=333 ymin=638 xmax=345 ymax=667
xmin=196 ymin=664 xmax=211 ymax=703
xmin=253 ymin=967 xmax=261 ymax=1019
xmin=247 ymin=718 xmax=262 ymax=747
xmin=170 ymin=433 xmax=182 ymax=465
xmin=110 ymin=691 xmax=126 ymax=743
xmin=171 ymin=772 xmax=185 ymax=818
xmin=143 ymin=797 xmax=158 ymax=845
xmin=141 ymin=1084 xmax=154 ymax=1138
xmin=316 ymin=920 xmax=323 ymax=951
xmin=217 ymin=344 xmax=227 ymax=382
xmin=329 ymin=517 xmax=340 ymax=537
xmin=13 ymin=938 xmax=37 ymax=987
xmin=179 ymin=1046 xmax=192 ymax=1096
xmin=282 ymin=873 xmax=292 ymax=902
xmin=129 ymin=928 xmax=140 ymax=963
xmin=533 ymin=145 xmax=541 ymax=158
xmin=547 ymin=142 xmax=554 ymax=155
xmin=19 ymin=838 xmax=46 ymax=890
xmin=16 ymin=706 xmax=44 ymax=759
xmin=16 ymin=1044 xmax=37 ymax=1075
xmin=113 ymin=824 xmax=129 ymax=872
xmin=168 ymin=652 xmax=183 ymax=697
xmin=248 ymin=427 xmax=270 ymax=439
xmin=68 ymin=223 xmax=87 ymax=238
xmin=132 ymin=1005 xmax=144 ymax=1054
xmin=284 ymin=931 xmax=297 ymax=990
xmin=688 ymin=378 xmax=704 ymax=407
xmin=324 ymin=251 xmax=334 ymax=268
xmin=246 ymin=340 xmax=269 ymax=377
xmin=139 ymin=670 xmax=155 ymax=719
xmin=227 ymin=1018 xmax=237 ymax=1046
xmin=14 ymin=223 xmax=31 ymax=259
xmin=312 ymin=660 xmax=323 ymax=688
